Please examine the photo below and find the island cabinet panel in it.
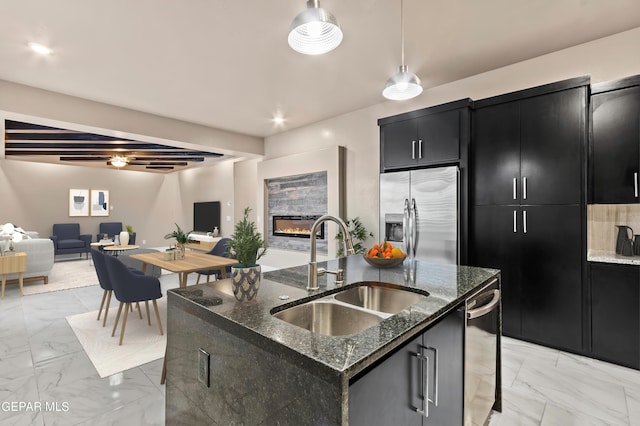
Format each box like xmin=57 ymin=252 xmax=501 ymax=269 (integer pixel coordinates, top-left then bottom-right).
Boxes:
xmin=470 ymin=77 xmax=587 ymax=353
xmin=590 ymin=262 xmax=640 ymax=369
xmin=379 ymin=100 xmax=470 ymax=172
xmin=590 ymin=82 xmax=640 ymax=204
xmin=349 ymin=308 xmax=464 ymax=426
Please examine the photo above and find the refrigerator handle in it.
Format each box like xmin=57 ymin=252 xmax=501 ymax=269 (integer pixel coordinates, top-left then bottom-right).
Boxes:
xmin=404 ymin=199 xmax=411 ymax=256
xmin=411 ymin=198 xmax=418 ymax=259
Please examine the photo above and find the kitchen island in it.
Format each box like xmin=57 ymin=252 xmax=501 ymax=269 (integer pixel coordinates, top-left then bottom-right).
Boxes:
xmin=165 ymin=255 xmax=501 ymax=425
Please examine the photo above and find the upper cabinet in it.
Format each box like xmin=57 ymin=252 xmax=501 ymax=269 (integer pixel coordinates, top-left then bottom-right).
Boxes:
xmin=378 ymin=99 xmax=471 ymax=172
xmin=472 ymin=78 xmax=588 ymax=206
xmin=590 ymin=75 xmax=640 ymax=204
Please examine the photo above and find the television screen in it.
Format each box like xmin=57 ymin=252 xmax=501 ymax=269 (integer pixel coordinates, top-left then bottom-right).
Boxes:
xmin=193 ymin=201 xmax=221 ymax=233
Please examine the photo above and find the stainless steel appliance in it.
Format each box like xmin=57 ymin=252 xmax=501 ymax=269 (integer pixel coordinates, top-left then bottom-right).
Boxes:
xmin=380 ymin=166 xmax=459 ymax=264
xmin=465 ymin=278 xmax=500 ymax=426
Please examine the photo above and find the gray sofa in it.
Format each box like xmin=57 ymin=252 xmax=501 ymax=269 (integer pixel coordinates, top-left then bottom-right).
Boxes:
xmin=5 ymin=238 xmax=55 ymax=284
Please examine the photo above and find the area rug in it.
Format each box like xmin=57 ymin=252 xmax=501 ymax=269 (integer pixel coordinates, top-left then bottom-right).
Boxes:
xmin=22 ymin=259 xmax=99 ymax=296
xmin=66 ymin=297 xmax=167 ymax=378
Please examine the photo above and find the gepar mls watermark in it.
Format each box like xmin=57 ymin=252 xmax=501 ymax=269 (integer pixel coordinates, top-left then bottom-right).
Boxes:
xmin=1 ymin=401 xmax=69 ymax=413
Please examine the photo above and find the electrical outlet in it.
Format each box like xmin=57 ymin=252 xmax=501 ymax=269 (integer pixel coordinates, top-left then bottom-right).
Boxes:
xmin=198 ymin=348 xmax=210 ymax=387
xmin=142 ymin=239 xmax=146 ymax=245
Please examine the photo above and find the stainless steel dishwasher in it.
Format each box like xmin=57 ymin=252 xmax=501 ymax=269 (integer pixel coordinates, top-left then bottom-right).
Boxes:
xmin=465 ymin=278 xmax=500 ymax=426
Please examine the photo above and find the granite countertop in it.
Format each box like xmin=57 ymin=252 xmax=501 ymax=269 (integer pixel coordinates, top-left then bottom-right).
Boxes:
xmin=588 ymin=249 xmax=640 ymax=265
xmin=168 ymin=255 xmax=499 ymax=381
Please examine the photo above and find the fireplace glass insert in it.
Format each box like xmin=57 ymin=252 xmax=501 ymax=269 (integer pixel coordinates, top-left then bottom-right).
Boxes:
xmin=272 ymin=215 xmax=325 ymax=239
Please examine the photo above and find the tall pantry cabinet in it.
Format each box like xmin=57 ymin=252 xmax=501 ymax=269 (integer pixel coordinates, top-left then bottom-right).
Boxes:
xmin=470 ymin=77 xmax=588 ymax=352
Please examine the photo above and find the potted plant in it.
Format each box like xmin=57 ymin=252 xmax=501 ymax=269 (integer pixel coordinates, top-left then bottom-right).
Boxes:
xmin=335 ymin=217 xmax=373 ymax=256
xmin=226 ymin=207 xmax=267 ymax=301
xmin=164 ymin=223 xmax=193 ymax=257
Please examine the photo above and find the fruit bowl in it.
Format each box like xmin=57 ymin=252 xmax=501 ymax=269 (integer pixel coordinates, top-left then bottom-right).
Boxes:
xmin=363 ymin=254 xmax=406 ymax=268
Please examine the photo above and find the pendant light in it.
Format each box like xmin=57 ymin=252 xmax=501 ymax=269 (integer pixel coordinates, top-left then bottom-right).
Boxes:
xmin=288 ymin=0 xmax=343 ymax=55
xmin=383 ymin=0 xmax=423 ymax=100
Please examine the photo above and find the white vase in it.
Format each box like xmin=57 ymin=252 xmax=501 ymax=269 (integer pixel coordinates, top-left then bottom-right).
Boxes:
xmin=119 ymin=231 xmax=129 ymax=246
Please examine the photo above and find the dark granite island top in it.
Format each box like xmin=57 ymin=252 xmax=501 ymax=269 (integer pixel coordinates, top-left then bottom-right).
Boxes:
xmin=166 ymin=255 xmax=500 ymax=425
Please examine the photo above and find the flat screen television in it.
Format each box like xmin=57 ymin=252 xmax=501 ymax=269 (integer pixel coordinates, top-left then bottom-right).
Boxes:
xmin=193 ymin=201 xmax=221 ymax=233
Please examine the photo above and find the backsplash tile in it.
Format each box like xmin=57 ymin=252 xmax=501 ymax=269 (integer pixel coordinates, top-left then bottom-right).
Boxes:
xmin=587 ymin=204 xmax=640 ymax=253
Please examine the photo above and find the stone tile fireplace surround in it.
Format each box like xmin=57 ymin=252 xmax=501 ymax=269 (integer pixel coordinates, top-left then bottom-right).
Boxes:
xmin=257 ymin=146 xmax=346 ymax=259
xmin=267 ymin=172 xmax=327 ymax=254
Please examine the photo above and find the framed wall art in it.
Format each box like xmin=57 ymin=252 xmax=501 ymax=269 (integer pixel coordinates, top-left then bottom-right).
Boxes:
xmin=90 ymin=189 xmax=110 ymax=217
xmin=69 ymin=188 xmax=89 ymax=217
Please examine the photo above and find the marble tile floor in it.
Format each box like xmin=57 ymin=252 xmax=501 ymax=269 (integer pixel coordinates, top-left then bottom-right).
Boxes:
xmin=2 ymin=260 xmax=639 ymax=425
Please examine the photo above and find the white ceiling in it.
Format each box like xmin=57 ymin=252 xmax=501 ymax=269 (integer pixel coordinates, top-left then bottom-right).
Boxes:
xmin=1 ymin=0 xmax=639 ymax=139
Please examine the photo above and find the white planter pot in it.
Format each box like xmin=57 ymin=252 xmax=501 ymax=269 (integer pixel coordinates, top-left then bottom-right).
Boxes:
xmin=231 ymin=265 xmax=261 ymax=302
xmin=119 ymin=231 xmax=130 ymax=246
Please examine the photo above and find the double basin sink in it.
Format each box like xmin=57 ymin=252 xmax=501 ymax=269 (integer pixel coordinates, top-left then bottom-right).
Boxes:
xmin=271 ymin=282 xmax=429 ymax=336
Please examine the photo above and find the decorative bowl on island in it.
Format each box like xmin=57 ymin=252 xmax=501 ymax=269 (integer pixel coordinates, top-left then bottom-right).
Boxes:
xmin=363 ymin=254 xmax=406 ymax=268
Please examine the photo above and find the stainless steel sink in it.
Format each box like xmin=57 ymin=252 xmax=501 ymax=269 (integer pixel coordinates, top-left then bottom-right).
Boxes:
xmin=272 ymin=301 xmax=383 ymax=336
xmin=334 ymin=283 xmax=428 ymax=314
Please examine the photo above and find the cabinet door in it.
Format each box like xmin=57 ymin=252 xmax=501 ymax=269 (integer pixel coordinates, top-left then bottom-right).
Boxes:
xmin=520 ymin=205 xmax=583 ymax=352
xmin=381 ymin=119 xmax=419 ymax=171
xmin=471 ymin=205 xmax=522 ymax=337
xmin=520 ymin=88 xmax=585 ymax=205
xmin=471 ymin=102 xmax=521 ymax=205
xmin=591 ymin=263 xmax=640 ymax=369
xmin=416 ymin=109 xmax=460 ymax=166
xmin=591 ymin=86 xmax=640 ymax=204
xmin=349 ymin=334 xmax=423 ymax=426
xmin=422 ymin=308 xmax=464 ymax=426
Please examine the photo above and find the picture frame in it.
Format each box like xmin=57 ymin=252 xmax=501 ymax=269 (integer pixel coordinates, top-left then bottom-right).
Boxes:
xmin=69 ymin=188 xmax=89 ymax=217
xmin=90 ymin=189 xmax=110 ymax=217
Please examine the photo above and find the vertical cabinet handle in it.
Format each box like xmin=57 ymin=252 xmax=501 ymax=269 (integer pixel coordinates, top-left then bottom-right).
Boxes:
xmin=513 ymin=210 xmax=517 ymax=233
xmin=428 ymin=347 xmax=439 ymax=407
xmin=513 ymin=178 xmax=517 ymax=200
xmin=412 ymin=141 xmax=416 ymax=160
xmin=523 ymin=177 xmax=527 ymax=200
xmin=414 ymin=346 xmax=439 ymax=418
xmin=415 ymin=348 xmax=429 ymax=418
xmin=418 ymin=139 xmax=423 ymax=159
xmin=635 ymin=172 xmax=638 ymax=198
xmin=523 ymin=210 xmax=527 ymax=234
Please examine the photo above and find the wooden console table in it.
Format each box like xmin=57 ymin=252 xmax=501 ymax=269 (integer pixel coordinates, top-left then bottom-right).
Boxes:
xmin=1 ymin=252 xmax=27 ymax=299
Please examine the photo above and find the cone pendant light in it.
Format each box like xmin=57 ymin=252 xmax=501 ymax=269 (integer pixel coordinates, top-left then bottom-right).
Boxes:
xmin=383 ymin=0 xmax=423 ymax=100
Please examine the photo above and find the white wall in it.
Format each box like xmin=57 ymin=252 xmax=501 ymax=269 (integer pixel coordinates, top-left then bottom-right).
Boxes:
xmin=241 ymin=27 xmax=640 ymax=244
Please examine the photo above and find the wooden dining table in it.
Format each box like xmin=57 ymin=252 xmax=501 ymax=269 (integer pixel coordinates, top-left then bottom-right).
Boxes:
xmin=129 ymin=251 xmax=238 ymax=288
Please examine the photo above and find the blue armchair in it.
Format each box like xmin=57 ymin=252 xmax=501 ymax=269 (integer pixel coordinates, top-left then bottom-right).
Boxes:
xmin=50 ymin=223 xmax=92 ymax=259
xmin=103 ymin=253 xmax=163 ymax=346
xmin=195 ymin=238 xmax=232 ymax=284
xmin=97 ymin=222 xmax=136 ymax=245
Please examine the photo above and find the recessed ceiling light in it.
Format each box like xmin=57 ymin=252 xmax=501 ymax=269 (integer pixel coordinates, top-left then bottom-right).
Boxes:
xmin=28 ymin=42 xmax=52 ymax=56
xmin=272 ymin=116 xmax=285 ymax=125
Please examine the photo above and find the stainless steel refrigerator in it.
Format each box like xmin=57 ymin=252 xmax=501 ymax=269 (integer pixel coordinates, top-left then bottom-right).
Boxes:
xmin=380 ymin=166 xmax=459 ymax=264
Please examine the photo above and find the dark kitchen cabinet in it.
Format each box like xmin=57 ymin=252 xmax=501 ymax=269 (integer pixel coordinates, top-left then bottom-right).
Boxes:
xmin=472 ymin=84 xmax=585 ymax=206
xmin=470 ymin=77 xmax=588 ymax=353
xmin=471 ymin=204 xmax=583 ymax=350
xmin=590 ymin=76 xmax=640 ymax=204
xmin=590 ymin=262 xmax=640 ymax=369
xmin=349 ymin=308 xmax=464 ymax=426
xmin=379 ymin=99 xmax=470 ymax=172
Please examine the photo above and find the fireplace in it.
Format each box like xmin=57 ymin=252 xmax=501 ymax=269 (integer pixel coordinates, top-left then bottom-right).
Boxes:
xmin=272 ymin=215 xmax=324 ymax=239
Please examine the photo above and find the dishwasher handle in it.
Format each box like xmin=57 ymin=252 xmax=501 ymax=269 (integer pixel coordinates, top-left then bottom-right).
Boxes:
xmin=467 ymin=289 xmax=500 ymax=320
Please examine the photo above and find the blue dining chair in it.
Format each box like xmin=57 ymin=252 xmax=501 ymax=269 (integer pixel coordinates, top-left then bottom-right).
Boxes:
xmin=91 ymin=249 xmax=114 ymax=327
xmin=103 ymin=253 xmax=164 ymax=346
xmin=196 ymin=238 xmax=232 ymax=284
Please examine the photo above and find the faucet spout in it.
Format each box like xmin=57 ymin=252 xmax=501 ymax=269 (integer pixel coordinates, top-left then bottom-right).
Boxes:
xmin=308 ymin=215 xmax=355 ymax=291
